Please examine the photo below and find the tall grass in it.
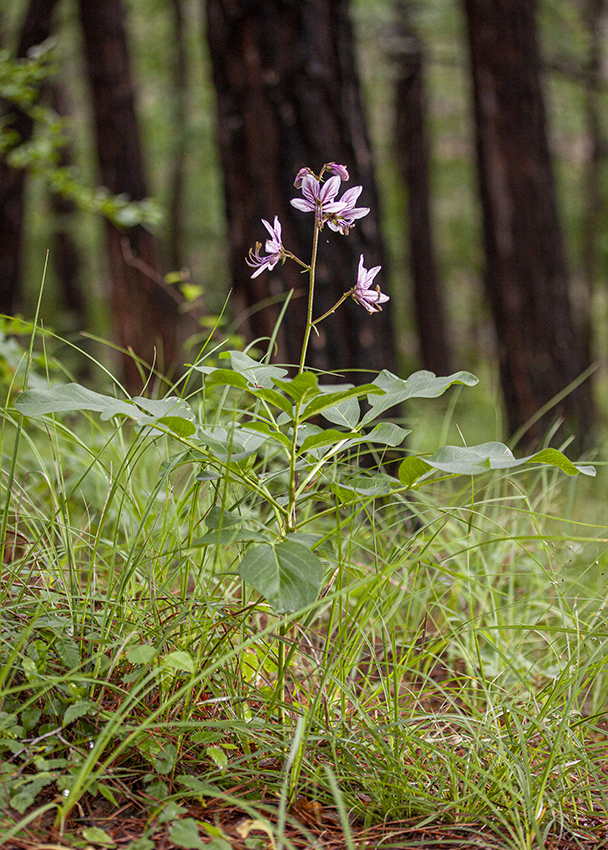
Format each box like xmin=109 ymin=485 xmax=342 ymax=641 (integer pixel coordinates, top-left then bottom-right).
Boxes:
xmin=1 ymin=331 xmax=607 ymax=849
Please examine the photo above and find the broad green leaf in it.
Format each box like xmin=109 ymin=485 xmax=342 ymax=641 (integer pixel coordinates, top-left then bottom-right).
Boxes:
xmin=158 ymin=802 xmax=188 ymax=824
xmin=273 ymin=371 xmax=320 ymax=403
xmin=63 ymin=700 xmax=95 ymax=725
xmin=196 ymin=425 xmax=265 ymax=462
xmin=250 ymin=386 xmax=293 ymax=415
xmin=238 ymin=541 xmax=324 ymax=613
xmin=341 ymin=421 xmax=410 ymax=450
xmin=16 ymin=383 xmax=134 ymax=419
xmin=15 ymin=385 xmax=196 ymax=436
xmin=168 ymin=819 xmax=206 ymax=850
xmin=334 ymin=472 xmax=394 ymax=498
xmin=398 ymin=456 xmax=433 ymax=488
xmin=241 ymin=420 xmax=291 ymax=450
xmin=321 ymin=395 xmax=361 ymax=428
xmin=205 ymin=506 xmax=242 ymax=529
xmin=163 ymin=651 xmax=195 ymax=674
xmin=300 ymin=428 xmax=359 ymax=454
xmin=199 ymin=367 xmax=248 ymax=389
xmin=132 ymin=396 xmax=195 ymax=426
xmin=56 ymin=637 xmax=80 ymax=668
xmin=398 ymin=442 xmax=595 ymax=485
xmin=81 ymin=827 xmax=116 ymax=847
xmin=9 ymin=775 xmax=54 ymax=814
xmin=303 ymin=384 xmax=382 ymax=420
xmin=361 ymin=370 xmax=478 ymax=424
xmin=155 ymin=742 xmax=178 ymax=775
xmin=206 ymin=745 xmax=228 ymax=771
xmin=228 ymin=350 xmax=288 ymax=388
xmin=126 ymin=644 xmax=157 ymax=665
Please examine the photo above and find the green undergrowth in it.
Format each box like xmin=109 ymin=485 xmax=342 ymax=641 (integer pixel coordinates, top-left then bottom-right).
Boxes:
xmin=1 ymin=341 xmax=607 ymax=850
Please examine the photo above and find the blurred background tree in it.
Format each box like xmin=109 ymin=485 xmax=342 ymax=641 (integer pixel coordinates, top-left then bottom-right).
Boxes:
xmin=0 ymin=0 xmax=605 ymax=448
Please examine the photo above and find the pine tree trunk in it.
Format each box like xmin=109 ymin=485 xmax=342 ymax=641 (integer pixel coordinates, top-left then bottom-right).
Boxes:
xmin=0 ymin=0 xmax=58 ymax=315
xmin=78 ymin=0 xmax=180 ymax=390
xmin=205 ymin=0 xmax=396 ymax=378
xmin=393 ymin=0 xmax=451 ymax=375
xmin=463 ymin=0 xmax=596 ymax=449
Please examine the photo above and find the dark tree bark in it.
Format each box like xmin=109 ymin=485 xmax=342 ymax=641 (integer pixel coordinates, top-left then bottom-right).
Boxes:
xmin=581 ymin=0 xmax=608 ymax=348
xmin=50 ymin=81 xmax=86 ymax=331
xmin=0 ymin=0 xmax=59 ymax=316
xmin=463 ymin=0 xmax=596 ymax=449
xmin=78 ymin=0 xmax=180 ymax=390
xmin=393 ymin=0 xmax=451 ymax=375
xmin=205 ymin=0 xmax=396 ymax=379
xmin=167 ymin=0 xmax=189 ymax=272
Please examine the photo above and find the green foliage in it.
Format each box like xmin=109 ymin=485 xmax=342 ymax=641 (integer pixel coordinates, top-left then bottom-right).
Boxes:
xmin=0 ymin=46 xmax=161 ymax=229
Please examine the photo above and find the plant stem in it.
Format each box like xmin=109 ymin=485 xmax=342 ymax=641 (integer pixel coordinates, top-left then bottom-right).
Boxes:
xmin=298 ymin=222 xmax=321 ymax=374
xmin=277 ymin=619 xmax=288 ymax=725
xmin=311 ymin=291 xmax=351 ymax=327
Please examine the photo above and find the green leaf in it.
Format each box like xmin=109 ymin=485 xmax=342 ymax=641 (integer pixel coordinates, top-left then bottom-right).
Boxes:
xmin=303 ymin=384 xmax=382 ymax=420
xmin=168 ymin=818 xmax=206 ymax=850
xmin=15 ymin=384 xmax=134 ymax=419
xmin=240 ymin=420 xmax=291 ymax=450
xmin=125 ymin=838 xmax=155 ymax=850
xmin=163 ymin=651 xmax=195 ymax=674
xmin=321 ymin=395 xmax=361 ymax=429
xmin=199 ymin=367 xmax=248 ymax=389
xmin=15 ymin=385 xmax=196 ymax=436
xmin=197 ymin=425 xmax=266 ymax=462
xmin=205 ymin=506 xmax=242 ymax=529
xmin=82 ymin=827 xmax=116 ymax=847
xmin=249 ymin=387 xmax=293 ymax=415
xmin=126 ymin=644 xmax=157 ymax=665
xmin=300 ymin=428 xmax=359 ymax=454
xmin=273 ymin=371 xmax=320 ymax=404
xmin=158 ymin=802 xmax=188 ymax=824
xmin=9 ymin=775 xmax=54 ymax=814
xmin=238 ymin=541 xmax=324 ymax=613
xmin=155 ymin=743 xmax=178 ymax=775
xmin=56 ymin=638 xmax=80 ymax=668
xmin=398 ymin=442 xmax=595 ymax=484
xmin=340 ymin=421 xmax=410 ymax=450
xmin=334 ymin=473 xmax=394 ymax=498
xmin=229 ymin=351 xmax=288 ymax=388
xmin=63 ymin=700 xmax=95 ymax=725
xmin=398 ymin=456 xmax=432 ymax=488
xmin=361 ymin=369 xmax=478 ymax=424
xmin=206 ymin=745 xmax=228 ymax=771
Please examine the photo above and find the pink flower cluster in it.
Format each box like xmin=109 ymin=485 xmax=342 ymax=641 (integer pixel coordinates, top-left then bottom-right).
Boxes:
xmin=246 ymin=163 xmax=389 ymax=314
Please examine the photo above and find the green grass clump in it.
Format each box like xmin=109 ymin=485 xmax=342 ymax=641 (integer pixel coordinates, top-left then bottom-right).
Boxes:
xmin=1 ymin=336 xmax=607 ymax=850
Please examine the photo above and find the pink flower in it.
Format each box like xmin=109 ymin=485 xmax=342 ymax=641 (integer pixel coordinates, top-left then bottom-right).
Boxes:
xmin=325 ymin=162 xmax=350 ymax=181
xmin=246 ymin=216 xmax=285 ymax=278
xmin=294 ymin=167 xmax=312 ymax=189
xmin=352 ymin=255 xmax=389 ymax=313
xmin=327 ymin=185 xmax=370 ymax=235
xmin=290 ymin=174 xmax=345 ymax=226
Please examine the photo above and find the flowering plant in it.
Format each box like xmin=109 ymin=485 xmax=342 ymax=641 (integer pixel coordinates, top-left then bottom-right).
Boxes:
xmin=247 ymin=162 xmax=389 ymax=371
xmin=15 ymin=162 xmax=595 ymax=722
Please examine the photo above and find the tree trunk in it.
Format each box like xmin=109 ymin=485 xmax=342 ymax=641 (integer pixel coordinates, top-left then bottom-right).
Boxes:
xmin=78 ymin=0 xmax=180 ymax=390
xmin=0 ymin=0 xmax=58 ymax=316
xmin=392 ymin=0 xmax=451 ymax=375
xmin=50 ymin=81 xmax=86 ymax=332
xmin=205 ymin=0 xmax=396 ymax=379
xmin=462 ymin=0 xmax=596 ymax=449
xmin=167 ymin=0 xmax=189 ymax=272
xmin=581 ymin=0 xmax=608 ymax=351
